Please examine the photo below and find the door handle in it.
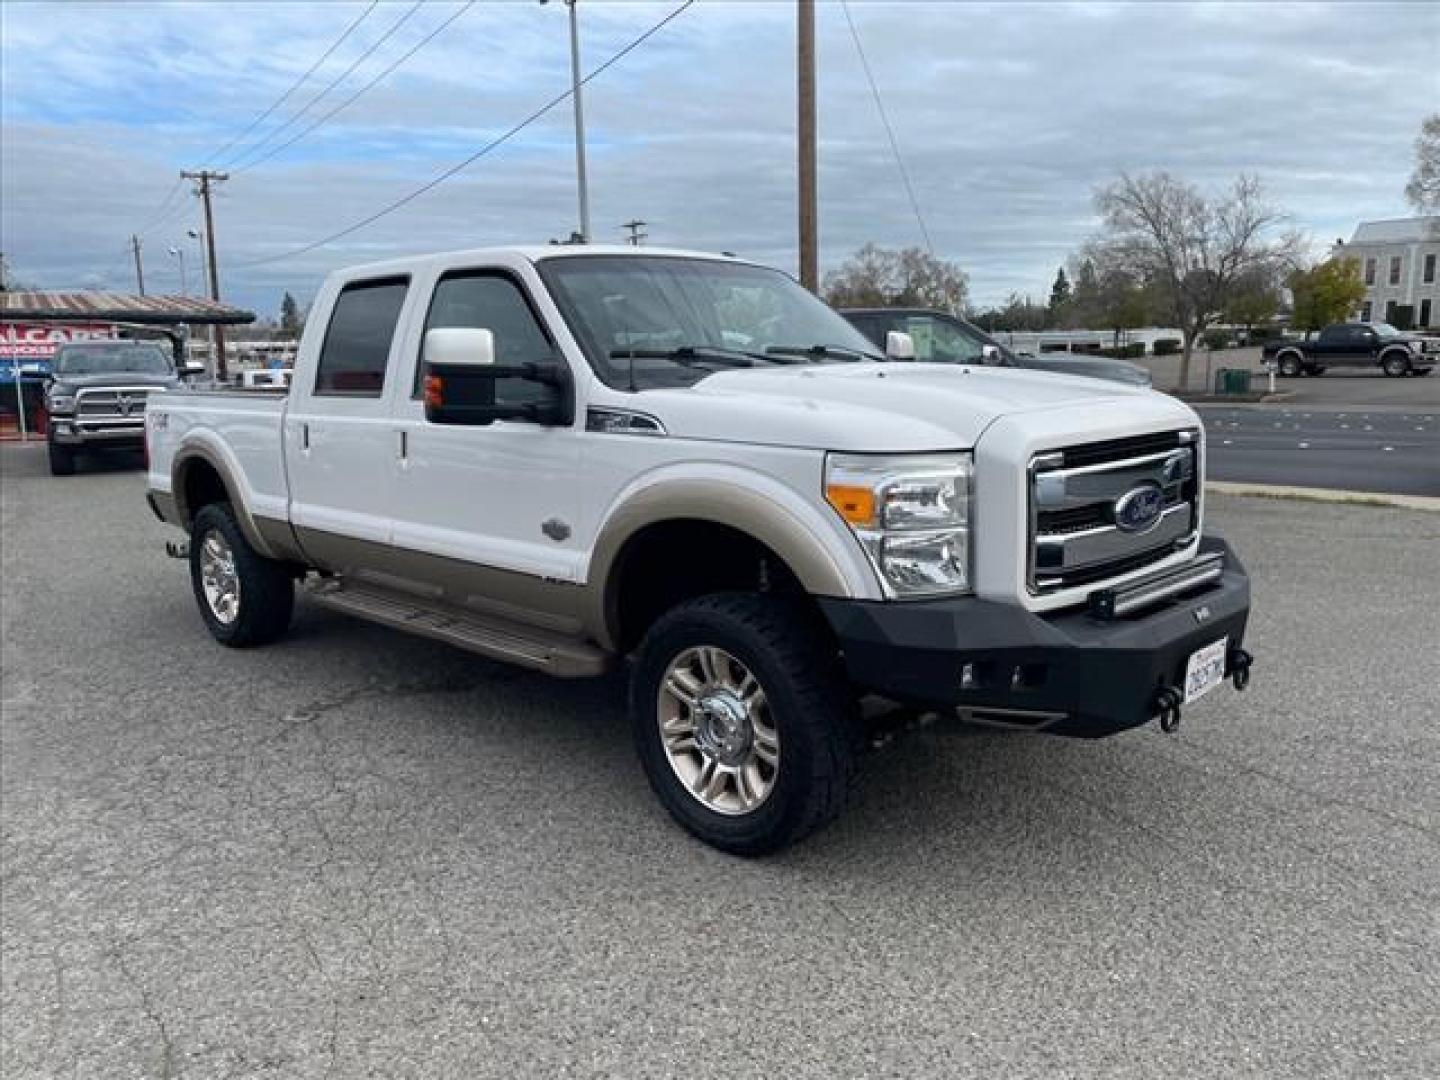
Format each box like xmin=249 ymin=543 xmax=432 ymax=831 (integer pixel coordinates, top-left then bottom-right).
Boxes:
xmin=397 ymin=428 xmax=409 ymax=468
xmin=301 ymin=422 xmax=311 ymax=452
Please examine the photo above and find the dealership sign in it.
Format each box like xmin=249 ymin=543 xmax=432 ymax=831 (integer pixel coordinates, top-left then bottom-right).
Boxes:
xmin=1 ymin=321 xmax=118 ymax=364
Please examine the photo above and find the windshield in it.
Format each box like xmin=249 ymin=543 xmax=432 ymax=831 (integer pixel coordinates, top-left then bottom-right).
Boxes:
xmin=54 ymin=342 xmax=171 ymax=376
xmin=1370 ymin=322 xmax=1404 ymax=338
xmin=538 ymin=255 xmax=881 ymax=390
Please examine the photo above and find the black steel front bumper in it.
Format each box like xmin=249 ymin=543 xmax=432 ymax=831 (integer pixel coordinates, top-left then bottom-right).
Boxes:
xmin=819 ymin=536 xmax=1252 ymax=738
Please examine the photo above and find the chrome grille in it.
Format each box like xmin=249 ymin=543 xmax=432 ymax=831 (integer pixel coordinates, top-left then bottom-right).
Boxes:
xmin=74 ymin=386 xmax=155 ymax=425
xmin=1028 ymin=429 xmax=1200 ymax=594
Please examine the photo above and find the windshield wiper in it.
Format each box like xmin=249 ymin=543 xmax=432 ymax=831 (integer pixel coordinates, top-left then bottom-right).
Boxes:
xmin=764 ymin=344 xmax=881 ymax=363
xmin=607 ymin=345 xmax=768 ymax=369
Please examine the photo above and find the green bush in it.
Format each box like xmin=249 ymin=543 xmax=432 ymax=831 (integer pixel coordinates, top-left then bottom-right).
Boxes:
xmin=1098 ymin=343 xmax=1146 ymax=359
xmin=1202 ymin=330 xmax=1232 ymax=350
xmin=1153 ymin=338 xmax=1182 ymax=355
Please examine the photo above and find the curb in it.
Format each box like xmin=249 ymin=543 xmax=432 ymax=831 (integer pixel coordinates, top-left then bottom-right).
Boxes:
xmin=1207 ymin=481 xmax=1440 ymax=512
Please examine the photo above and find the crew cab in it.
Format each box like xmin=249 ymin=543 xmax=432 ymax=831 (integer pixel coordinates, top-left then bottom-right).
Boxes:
xmin=1264 ymin=322 xmax=1438 ymax=377
xmin=145 ymin=246 xmax=1254 ymax=854
xmin=45 ymin=339 xmax=199 ymax=475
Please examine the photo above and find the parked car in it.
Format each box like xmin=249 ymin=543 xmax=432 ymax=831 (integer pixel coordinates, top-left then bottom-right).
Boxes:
xmin=1263 ymin=322 xmax=1438 ymax=377
xmin=145 ymin=246 xmax=1254 ymax=854
xmin=45 ymin=340 xmax=201 ymax=475
xmin=840 ymin=307 xmax=1153 ymax=387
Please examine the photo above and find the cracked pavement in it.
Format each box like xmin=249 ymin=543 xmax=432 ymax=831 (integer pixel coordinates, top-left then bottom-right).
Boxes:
xmin=2 ymin=443 xmax=1437 ymax=1078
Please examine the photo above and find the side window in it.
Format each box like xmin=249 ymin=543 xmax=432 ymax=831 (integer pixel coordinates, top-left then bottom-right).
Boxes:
xmin=418 ymin=272 xmax=558 ymax=406
xmin=314 ymin=277 xmax=408 ymax=397
xmin=903 ymin=316 xmax=984 ymax=363
xmin=845 ymin=315 xmax=883 ymax=348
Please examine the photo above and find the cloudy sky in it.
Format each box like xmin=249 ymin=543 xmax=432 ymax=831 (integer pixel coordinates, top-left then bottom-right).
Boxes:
xmin=2 ymin=0 xmax=1436 ymax=317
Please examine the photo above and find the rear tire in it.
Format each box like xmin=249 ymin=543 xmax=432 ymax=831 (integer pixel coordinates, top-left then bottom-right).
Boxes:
xmin=47 ymin=438 xmax=76 ymax=476
xmin=1381 ymin=351 xmax=1411 ymax=377
xmin=189 ymin=503 xmax=294 ymax=647
xmin=630 ymin=593 xmax=858 ymax=856
xmin=1276 ymin=352 xmax=1303 ymax=378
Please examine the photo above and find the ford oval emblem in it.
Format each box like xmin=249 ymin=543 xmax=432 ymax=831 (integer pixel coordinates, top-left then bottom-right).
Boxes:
xmin=1113 ymin=482 xmax=1166 ymax=534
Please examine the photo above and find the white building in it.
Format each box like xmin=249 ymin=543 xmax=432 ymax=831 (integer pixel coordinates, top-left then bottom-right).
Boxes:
xmin=1333 ymin=216 xmax=1440 ymax=329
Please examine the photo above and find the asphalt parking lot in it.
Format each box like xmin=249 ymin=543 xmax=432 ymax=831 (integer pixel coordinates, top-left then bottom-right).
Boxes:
xmin=2 ymin=443 xmax=1437 ymax=1079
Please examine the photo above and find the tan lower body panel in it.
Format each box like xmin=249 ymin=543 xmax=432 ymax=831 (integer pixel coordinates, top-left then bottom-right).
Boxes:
xmin=291 ymin=525 xmax=593 ymax=637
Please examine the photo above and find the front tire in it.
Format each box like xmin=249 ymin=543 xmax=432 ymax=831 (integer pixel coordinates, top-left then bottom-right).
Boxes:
xmin=630 ymin=593 xmax=858 ymax=856
xmin=189 ymin=503 xmax=294 ymax=647
xmin=1276 ymin=352 xmax=1303 ymax=378
xmin=1381 ymin=351 xmax=1411 ymax=377
xmin=47 ymin=438 xmax=76 ymax=476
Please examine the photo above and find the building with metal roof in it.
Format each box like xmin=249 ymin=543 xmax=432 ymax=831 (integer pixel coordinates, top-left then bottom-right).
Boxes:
xmin=0 ymin=291 xmax=254 ymax=325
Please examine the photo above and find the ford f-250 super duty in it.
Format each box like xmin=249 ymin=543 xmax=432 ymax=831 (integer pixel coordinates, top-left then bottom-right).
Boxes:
xmin=145 ymin=246 xmax=1254 ymax=854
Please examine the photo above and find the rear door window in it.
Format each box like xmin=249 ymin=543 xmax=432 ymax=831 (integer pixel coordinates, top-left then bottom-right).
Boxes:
xmin=314 ymin=277 xmax=409 ymax=396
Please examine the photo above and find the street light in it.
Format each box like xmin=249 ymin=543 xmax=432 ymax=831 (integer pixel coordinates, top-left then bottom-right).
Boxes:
xmin=541 ymin=0 xmax=590 ymax=242
xmin=167 ymin=246 xmax=188 ymax=296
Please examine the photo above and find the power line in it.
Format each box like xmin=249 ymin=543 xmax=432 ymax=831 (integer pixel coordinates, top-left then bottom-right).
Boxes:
xmin=227 ymin=0 xmax=426 ymax=171
xmin=235 ymin=0 xmax=696 ymax=269
xmin=237 ymin=1 xmax=476 ymax=174
xmin=839 ymin=0 xmax=934 ymax=256
xmin=208 ymin=1 xmax=380 ymax=168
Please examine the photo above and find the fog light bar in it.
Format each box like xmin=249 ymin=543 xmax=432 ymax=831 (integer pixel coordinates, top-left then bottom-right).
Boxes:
xmin=1089 ymin=551 xmax=1225 ymax=620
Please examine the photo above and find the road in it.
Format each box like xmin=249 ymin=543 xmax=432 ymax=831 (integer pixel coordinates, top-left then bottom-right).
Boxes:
xmin=1145 ymin=347 xmax=1440 ymax=408
xmin=1199 ymin=404 xmax=1440 ymax=497
xmin=3 ymin=443 xmax=1438 ymax=1079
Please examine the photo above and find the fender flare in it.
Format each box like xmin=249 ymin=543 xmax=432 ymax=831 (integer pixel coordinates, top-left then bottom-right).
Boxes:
xmin=171 ymin=438 xmax=283 ymax=560
xmin=583 ymin=472 xmax=878 ymax=650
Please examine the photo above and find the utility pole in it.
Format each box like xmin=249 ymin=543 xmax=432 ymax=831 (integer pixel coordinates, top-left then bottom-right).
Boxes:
xmin=130 ymin=235 xmax=146 ymax=296
xmin=181 ymin=170 xmax=229 ymax=380
xmin=797 ymin=0 xmax=818 ymax=292
xmin=622 ymin=220 xmax=648 ymax=246
xmin=566 ymin=0 xmax=591 ymax=242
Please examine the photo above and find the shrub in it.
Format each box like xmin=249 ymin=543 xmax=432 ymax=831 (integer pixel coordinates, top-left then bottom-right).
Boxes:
xmin=1153 ymin=338 xmax=1182 ymax=355
xmin=1202 ymin=330 xmax=1232 ymax=350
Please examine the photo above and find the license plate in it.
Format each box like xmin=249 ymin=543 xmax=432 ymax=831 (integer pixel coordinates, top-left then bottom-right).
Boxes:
xmin=1183 ymin=637 xmax=1229 ymax=704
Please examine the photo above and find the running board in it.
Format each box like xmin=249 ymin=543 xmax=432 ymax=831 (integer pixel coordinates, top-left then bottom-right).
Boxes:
xmin=305 ymin=579 xmax=612 ymax=678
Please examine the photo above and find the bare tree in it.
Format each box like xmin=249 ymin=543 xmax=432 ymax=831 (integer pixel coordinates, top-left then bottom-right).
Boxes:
xmin=1091 ymin=172 xmax=1302 ymax=388
xmin=823 ymin=243 xmax=968 ymax=313
xmin=1404 ymin=113 xmax=1440 ymax=217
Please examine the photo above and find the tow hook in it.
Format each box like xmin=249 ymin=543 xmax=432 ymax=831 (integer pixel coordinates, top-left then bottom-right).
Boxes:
xmin=1152 ymin=686 xmax=1183 ymax=734
xmin=1228 ymin=648 xmax=1253 ymax=691
xmin=165 ymin=540 xmax=189 ymax=560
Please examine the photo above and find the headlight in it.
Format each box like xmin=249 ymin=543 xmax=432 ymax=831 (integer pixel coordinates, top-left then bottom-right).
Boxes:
xmin=48 ymin=393 xmax=75 ymax=412
xmin=825 ymin=453 xmax=972 ymax=597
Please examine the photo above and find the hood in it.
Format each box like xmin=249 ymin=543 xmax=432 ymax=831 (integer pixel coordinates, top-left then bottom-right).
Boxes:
xmin=633 ymin=362 xmax=1192 ymax=452
xmin=1016 ymin=355 xmax=1151 ymax=386
xmin=50 ymin=372 xmax=179 ymax=391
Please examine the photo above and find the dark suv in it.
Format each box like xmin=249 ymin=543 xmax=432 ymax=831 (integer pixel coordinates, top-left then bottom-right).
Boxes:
xmin=841 ymin=308 xmax=1153 ymax=387
xmin=45 ymin=341 xmax=192 ymax=475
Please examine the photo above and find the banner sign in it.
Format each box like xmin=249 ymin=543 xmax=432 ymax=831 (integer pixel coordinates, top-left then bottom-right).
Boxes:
xmin=0 ymin=321 xmax=118 ymax=365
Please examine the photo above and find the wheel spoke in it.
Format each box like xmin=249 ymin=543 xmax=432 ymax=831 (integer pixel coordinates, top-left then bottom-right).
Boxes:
xmin=695 ymin=647 xmax=721 ymax=687
xmin=664 ymin=669 xmax=703 ymax=710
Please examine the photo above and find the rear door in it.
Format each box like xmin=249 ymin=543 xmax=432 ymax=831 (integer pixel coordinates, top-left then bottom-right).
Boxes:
xmin=284 ymin=275 xmax=412 ymax=569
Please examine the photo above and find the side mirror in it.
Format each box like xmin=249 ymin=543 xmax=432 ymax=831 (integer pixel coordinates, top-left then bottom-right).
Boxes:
xmin=885 ymin=330 xmax=915 ymax=361
xmin=980 ymin=344 xmax=1002 ymax=365
xmin=422 ymin=327 xmax=571 ymax=427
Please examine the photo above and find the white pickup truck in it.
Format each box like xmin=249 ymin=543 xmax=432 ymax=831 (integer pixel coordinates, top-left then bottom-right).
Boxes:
xmin=146 ymin=245 xmax=1254 ymax=854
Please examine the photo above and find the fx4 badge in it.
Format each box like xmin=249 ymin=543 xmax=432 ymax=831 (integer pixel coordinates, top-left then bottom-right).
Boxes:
xmin=1192 ymin=605 xmax=1212 ymax=624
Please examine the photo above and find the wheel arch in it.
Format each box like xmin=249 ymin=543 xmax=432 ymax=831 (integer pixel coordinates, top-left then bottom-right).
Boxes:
xmin=172 ymin=441 xmax=281 ymax=559
xmin=585 ymin=475 xmax=874 ymax=653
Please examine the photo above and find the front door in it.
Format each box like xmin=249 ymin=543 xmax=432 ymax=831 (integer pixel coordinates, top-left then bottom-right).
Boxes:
xmin=388 ymin=266 xmax=585 ymax=628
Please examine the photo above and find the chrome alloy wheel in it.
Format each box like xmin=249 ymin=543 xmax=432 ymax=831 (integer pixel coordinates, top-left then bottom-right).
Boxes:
xmin=656 ymin=646 xmax=780 ymax=815
xmin=199 ymin=530 xmax=241 ymax=625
